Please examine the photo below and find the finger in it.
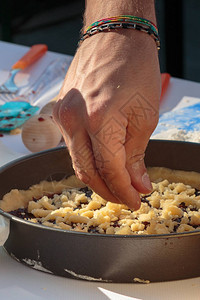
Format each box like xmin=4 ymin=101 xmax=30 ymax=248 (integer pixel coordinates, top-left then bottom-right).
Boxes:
xmin=90 ymin=122 xmax=141 ymax=210
xmin=125 ymin=126 xmax=152 ymax=195
xmin=121 ymin=91 xmax=159 ymax=195
xmin=53 ymin=94 xmax=122 ymax=204
xmin=65 ymin=130 xmax=122 ymax=205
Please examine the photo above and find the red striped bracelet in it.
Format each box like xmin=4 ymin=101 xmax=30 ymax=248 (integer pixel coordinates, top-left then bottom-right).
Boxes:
xmin=79 ymin=16 xmax=160 ymax=50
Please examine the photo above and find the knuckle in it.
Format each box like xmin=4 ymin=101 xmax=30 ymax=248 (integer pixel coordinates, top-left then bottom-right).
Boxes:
xmin=59 ymin=102 xmax=77 ymax=122
xmin=97 ymin=167 xmax=111 ymax=181
xmin=127 ymin=153 xmax=145 ymax=164
xmin=97 ymin=165 xmax=120 ymax=183
xmin=53 ymin=102 xmax=82 ymax=137
xmin=55 ymin=89 xmax=84 ymax=122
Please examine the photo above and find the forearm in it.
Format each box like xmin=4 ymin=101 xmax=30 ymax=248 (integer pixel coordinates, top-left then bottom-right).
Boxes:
xmin=84 ymin=0 xmax=156 ymax=28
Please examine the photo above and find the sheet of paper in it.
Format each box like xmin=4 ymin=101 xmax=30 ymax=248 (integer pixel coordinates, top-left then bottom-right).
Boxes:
xmin=152 ymin=96 xmax=200 ymax=142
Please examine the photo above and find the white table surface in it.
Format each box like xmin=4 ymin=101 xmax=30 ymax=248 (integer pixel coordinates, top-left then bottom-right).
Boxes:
xmin=0 ymin=41 xmax=200 ymax=300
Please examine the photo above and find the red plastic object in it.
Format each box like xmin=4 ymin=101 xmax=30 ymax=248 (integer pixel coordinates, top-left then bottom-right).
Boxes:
xmin=161 ymin=73 xmax=171 ymax=101
xmin=12 ymin=44 xmax=48 ymax=70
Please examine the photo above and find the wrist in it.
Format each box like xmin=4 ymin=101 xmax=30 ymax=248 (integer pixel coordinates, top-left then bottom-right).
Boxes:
xmin=84 ymin=0 xmax=156 ymax=29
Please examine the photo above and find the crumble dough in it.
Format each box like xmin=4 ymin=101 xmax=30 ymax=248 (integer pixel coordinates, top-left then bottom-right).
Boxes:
xmin=0 ymin=167 xmax=200 ymax=235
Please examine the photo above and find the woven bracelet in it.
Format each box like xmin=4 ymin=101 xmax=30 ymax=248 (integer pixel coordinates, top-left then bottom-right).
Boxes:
xmin=79 ymin=16 xmax=160 ymax=50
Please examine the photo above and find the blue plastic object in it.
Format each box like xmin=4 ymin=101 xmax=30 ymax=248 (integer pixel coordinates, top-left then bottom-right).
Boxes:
xmin=0 ymin=101 xmax=39 ymax=131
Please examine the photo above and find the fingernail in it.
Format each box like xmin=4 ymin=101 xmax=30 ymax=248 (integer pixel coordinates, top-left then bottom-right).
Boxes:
xmin=142 ymin=173 xmax=152 ymax=191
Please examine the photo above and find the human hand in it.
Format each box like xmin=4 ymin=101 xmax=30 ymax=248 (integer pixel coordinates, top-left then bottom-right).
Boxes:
xmin=53 ymin=27 xmax=160 ymax=210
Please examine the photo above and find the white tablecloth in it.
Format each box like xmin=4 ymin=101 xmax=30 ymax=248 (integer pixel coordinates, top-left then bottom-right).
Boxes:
xmin=0 ymin=41 xmax=200 ymax=300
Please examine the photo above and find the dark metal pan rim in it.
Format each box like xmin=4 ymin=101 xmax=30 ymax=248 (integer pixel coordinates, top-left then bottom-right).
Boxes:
xmin=0 ymin=140 xmax=199 ymax=172
xmin=0 ymin=145 xmax=66 ymax=173
xmin=1 ymin=208 xmax=199 ymax=239
xmin=150 ymin=139 xmax=199 ymax=146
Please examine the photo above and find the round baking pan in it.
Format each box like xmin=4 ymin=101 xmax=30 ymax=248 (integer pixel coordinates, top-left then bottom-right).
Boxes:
xmin=0 ymin=140 xmax=200 ymax=283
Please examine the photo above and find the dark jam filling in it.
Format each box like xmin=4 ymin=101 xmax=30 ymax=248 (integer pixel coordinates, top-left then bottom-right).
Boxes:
xmin=79 ymin=187 xmax=93 ymax=198
xmin=8 ymin=188 xmax=200 ymax=233
xmin=9 ymin=208 xmax=33 ymax=220
xmin=141 ymin=196 xmax=152 ymax=207
xmin=88 ymin=226 xmax=99 ymax=234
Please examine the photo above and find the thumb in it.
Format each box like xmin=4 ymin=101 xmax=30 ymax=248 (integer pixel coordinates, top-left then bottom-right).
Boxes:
xmin=125 ymin=137 xmax=152 ymax=195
